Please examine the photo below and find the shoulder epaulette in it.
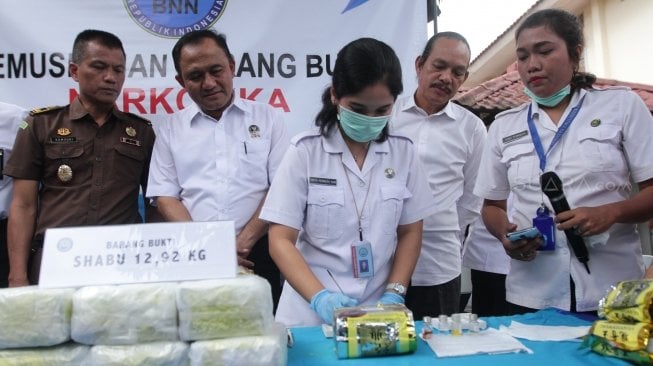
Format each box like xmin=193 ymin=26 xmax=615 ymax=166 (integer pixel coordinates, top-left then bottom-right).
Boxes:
xmin=291 ymin=129 xmax=320 ymax=145
xmin=122 ymin=111 xmax=152 ymax=126
xmin=386 ymin=133 xmax=414 ymax=144
xmin=29 ymin=105 xmax=63 ymax=116
xmin=495 ymin=103 xmax=529 ymax=119
xmin=592 ymin=85 xmax=631 ymax=92
xmin=113 ymin=109 xmax=152 ymax=126
xmin=133 ymin=114 xmax=153 ymax=126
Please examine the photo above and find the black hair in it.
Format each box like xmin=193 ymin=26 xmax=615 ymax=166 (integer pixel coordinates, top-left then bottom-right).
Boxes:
xmin=172 ymin=29 xmax=234 ymax=75
xmin=314 ymin=37 xmax=403 ymax=141
xmin=416 ymin=31 xmax=471 ymax=67
xmin=72 ymin=29 xmax=125 ymax=64
xmin=516 ymin=8 xmax=596 ymax=89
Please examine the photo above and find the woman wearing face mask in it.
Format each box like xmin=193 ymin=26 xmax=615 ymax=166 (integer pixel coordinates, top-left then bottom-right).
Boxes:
xmin=474 ymin=9 xmax=653 ymax=315
xmin=260 ymin=38 xmax=437 ymax=327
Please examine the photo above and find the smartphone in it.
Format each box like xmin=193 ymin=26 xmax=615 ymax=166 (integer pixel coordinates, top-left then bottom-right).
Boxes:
xmin=506 ymin=227 xmax=541 ymax=242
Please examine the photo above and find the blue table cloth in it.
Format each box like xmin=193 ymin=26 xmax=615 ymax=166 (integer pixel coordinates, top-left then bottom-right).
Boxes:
xmin=287 ymin=308 xmax=629 ymax=365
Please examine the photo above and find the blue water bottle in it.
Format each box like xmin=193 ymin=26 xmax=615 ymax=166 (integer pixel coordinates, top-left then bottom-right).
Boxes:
xmin=533 ymin=205 xmax=556 ymax=251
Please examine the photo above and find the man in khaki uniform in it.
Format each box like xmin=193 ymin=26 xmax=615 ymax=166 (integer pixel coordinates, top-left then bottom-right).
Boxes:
xmin=5 ymin=29 xmax=157 ymax=286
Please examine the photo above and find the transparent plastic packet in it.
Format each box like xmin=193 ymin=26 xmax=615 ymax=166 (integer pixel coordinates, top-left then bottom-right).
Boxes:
xmin=598 ymin=279 xmax=653 ymax=323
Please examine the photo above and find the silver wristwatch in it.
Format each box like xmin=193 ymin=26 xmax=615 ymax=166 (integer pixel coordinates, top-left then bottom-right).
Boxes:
xmin=385 ymin=282 xmax=407 ymax=296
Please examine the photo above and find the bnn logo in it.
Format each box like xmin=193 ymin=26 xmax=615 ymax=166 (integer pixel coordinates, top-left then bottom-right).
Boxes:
xmin=152 ymin=0 xmax=201 ymax=14
xmin=124 ymin=0 xmax=228 ymax=38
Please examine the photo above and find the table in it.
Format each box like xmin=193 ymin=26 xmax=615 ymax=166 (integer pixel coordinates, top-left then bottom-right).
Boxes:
xmin=287 ymin=308 xmax=629 ymax=365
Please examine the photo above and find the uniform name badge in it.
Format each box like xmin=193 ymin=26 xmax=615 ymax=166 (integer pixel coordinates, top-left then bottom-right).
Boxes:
xmin=533 ymin=204 xmax=556 ymax=251
xmin=351 ymin=240 xmax=374 ymax=278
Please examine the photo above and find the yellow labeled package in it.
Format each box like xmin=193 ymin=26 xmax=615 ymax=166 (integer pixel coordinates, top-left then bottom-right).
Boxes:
xmin=583 ymin=321 xmax=653 ymax=366
xmin=334 ymin=304 xmax=416 ymax=359
xmin=590 ymin=320 xmax=651 ymax=351
xmin=583 ymin=336 xmax=653 ymax=366
xmin=598 ymin=279 xmax=653 ymax=323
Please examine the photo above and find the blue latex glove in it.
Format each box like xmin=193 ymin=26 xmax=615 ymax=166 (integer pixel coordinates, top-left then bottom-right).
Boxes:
xmin=309 ymin=289 xmax=358 ymax=324
xmin=378 ymin=291 xmax=405 ymax=305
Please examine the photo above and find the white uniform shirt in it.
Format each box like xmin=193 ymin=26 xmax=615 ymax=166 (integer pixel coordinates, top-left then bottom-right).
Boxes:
xmin=0 ymin=102 xmax=28 ymax=219
xmin=260 ymin=128 xmax=437 ymax=326
xmin=391 ymin=97 xmax=487 ymax=286
xmin=147 ymin=98 xmax=289 ymax=234
xmin=462 ymin=195 xmax=513 ymax=275
xmin=474 ymin=88 xmax=653 ymax=311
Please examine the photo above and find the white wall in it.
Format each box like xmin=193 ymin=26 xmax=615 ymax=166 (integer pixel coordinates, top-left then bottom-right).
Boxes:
xmin=584 ymin=0 xmax=653 ymax=254
xmin=584 ymin=0 xmax=653 ymax=85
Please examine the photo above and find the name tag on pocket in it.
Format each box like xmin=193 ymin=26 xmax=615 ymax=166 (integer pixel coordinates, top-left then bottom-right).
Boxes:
xmin=120 ymin=137 xmax=141 ymax=146
xmin=309 ymin=177 xmax=337 ymax=186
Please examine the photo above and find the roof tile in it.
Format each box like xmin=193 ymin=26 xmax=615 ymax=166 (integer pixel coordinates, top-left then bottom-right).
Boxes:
xmin=454 ymin=71 xmax=653 ymax=113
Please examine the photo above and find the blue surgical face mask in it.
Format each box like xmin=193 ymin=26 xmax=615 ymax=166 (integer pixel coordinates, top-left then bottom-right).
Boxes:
xmin=523 ymin=85 xmax=571 ymax=107
xmin=338 ymin=105 xmax=389 ymax=143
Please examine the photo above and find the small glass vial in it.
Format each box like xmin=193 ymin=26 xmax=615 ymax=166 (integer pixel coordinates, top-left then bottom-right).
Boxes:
xmin=437 ymin=314 xmax=450 ymax=332
xmin=469 ymin=313 xmax=481 ymax=332
xmin=451 ymin=319 xmax=462 ymax=336
xmin=421 ymin=316 xmax=433 ymax=339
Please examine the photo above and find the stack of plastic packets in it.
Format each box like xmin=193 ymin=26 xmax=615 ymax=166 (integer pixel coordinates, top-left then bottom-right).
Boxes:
xmin=582 ymin=279 xmax=653 ymax=365
xmin=71 ymin=281 xmax=189 ymax=365
xmin=0 ymin=286 xmax=89 ymax=364
xmin=0 ymin=274 xmax=287 ymax=366
xmin=177 ymin=275 xmax=287 ymax=366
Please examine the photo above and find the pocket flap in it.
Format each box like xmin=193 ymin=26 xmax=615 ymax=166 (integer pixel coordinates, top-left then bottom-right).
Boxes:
xmin=115 ymin=143 xmax=145 ymax=161
xmin=307 ymin=187 xmax=344 ymax=206
xmin=501 ymin=143 xmax=532 ymax=164
xmin=381 ymin=185 xmax=411 ymax=201
xmin=45 ymin=145 xmax=84 ymax=159
xmin=577 ymin=125 xmax=620 ymax=142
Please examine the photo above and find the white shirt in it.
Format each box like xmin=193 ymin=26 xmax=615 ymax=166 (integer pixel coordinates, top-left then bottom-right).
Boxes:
xmin=474 ymin=87 xmax=653 ymax=311
xmin=391 ymin=97 xmax=487 ymax=286
xmin=260 ymin=128 xmax=437 ymax=327
xmin=0 ymin=102 xmax=28 ymax=219
xmin=462 ymin=195 xmax=513 ymax=275
xmin=147 ymin=98 xmax=289 ymax=234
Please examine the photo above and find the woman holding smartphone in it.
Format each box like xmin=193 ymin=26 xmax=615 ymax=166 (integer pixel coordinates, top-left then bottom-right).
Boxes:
xmin=474 ymin=9 xmax=653 ymax=315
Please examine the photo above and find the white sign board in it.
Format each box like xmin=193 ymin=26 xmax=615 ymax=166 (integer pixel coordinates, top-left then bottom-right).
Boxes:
xmin=39 ymin=221 xmax=236 ymax=288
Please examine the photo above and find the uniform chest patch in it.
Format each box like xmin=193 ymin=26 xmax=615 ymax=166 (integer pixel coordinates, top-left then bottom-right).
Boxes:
xmin=120 ymin=137 xmax=141 ymax=146
xmin=502 ymin=130 xmax=528 ymax=144
xmin=50 ymin=136 xmax=77 ymax=143
xmin=309 ymin=177 xmax=337 ymax=186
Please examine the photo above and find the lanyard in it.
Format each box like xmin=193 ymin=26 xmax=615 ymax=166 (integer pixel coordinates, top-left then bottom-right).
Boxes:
xmin=527 ymin=95 xmax=586 ymax=171
xmin=341 ymin=156 xmax=372 ymax=241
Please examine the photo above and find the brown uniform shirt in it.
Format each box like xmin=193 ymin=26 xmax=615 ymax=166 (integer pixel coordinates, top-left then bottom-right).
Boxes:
xmin=5 ymin=97 xmax=155 ymax=239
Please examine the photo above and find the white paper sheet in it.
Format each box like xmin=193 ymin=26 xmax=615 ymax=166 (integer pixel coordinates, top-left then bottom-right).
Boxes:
xmin=498 ymin=321 xmax=590 ymax=341
xmin=421 ymin=328 xmax=532 ymax=358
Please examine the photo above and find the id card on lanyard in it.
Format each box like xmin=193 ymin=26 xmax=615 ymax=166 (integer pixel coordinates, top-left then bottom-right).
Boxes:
xmin=341 ymin=155 xmax=375 ymax=278
xmin=351 ymin=240 xmax=374 ymax=278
